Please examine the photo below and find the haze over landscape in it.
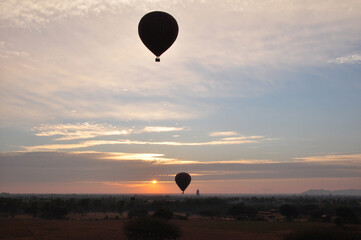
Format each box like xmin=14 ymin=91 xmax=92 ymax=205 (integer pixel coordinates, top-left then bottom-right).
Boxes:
xmin=1 ymin=0 xmax=361 ymax=194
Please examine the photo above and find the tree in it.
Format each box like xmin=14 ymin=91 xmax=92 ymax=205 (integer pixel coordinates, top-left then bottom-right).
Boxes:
xmin=153 ymin=208 xmax=173 ymax=220
xmin=199 ymin=209 xmax=219 ymax=219
xmin=228 ymin=203 xmax=245 ymax=217
xmin=309 ymin=209 xmax=325 ymax=221
xmin=279 ymin=204 xmax=298 ymax=221
xmin=117 ymin=200 xmax=125 ymax=214
xmin=40 ymin=202 xmax=68 ymax=219
xmin=0 ymin=198 xmax=20 ymax=217
xmin=128 ymin=208 xmax=148 ymax=219
xmin=336 ymin=207 xmax=360 ymax=224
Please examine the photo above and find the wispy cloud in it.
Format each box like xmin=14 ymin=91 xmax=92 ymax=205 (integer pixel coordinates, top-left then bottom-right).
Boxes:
xmin=23 ymin=135 xmax=268 ymax=151
xmin=100 ymin=181 xmax=151 ymax=188
xmin=209 ymin=131 xmax=238 ymax=137
xmin=209 ymin=131 xmax=264 ymax=142
xmin=294 ymin=153 xmax=361 ymax=163
xmin=33 ymin=122 xmax=131 ymax=140
xmin=1 ymin=1 xmax=361 ymax=125
xmin=142 ymin=126 xmax=184 ymax=133
xmin=0 ymin=0 xmax=126 ymax=28
xmin=0 ymin=41 xmax=29 ymax=58
xmin=199 ymin=160 xmax=279 ymax=164
xmin=220 ymin=136 xmax=264 ymax=141
xmin=100 ymin=152 xmax=182 ymax=163
xmin=31 ymin=122 xmax=185 ymax=141
xmin=1 ymin=151 xmax=360 ymax=186
xmin=0 ymin=0 xmax=190 ymax=28
xmin=328 ymin=53 xmax=361 ymax=64
xmin=0 ymin=97 xmax=202 ymax=125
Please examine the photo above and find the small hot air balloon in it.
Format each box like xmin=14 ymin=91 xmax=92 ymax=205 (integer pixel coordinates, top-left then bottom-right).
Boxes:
xmin=138 ymin=11 xmax=178 ymax=62
xmin=175 ymin=172 xmax=191 ymax=194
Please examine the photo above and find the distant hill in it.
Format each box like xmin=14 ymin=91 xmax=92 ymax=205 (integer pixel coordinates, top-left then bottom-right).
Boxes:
xmin=301 ymin=189 xmax=361 ymax=196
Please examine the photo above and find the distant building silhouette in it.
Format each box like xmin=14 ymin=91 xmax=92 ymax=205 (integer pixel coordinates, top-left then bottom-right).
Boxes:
xmin=196 ymin=189 xmax=200 ymax=196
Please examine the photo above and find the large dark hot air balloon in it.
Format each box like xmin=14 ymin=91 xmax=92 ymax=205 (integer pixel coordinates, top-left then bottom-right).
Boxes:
xmin=175 ymin=172 xmax=191 ymax=194
xmin=138 ymin=11 xmax=178 ymax=62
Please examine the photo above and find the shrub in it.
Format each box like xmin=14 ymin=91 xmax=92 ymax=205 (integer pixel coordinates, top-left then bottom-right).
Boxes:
xmin=228 ymin=203 xmax=245 ymax=217
xmin=153 ymin=208 xmax=173 ymax=220
xmin=336 ymin=207 xmax=360 ymax=224
xmin=39 ymin=204 xmax=68 ymax=219
xmin=279 ymin=204 xmax=298 ymax=220
xmin=128 ymin=208 xmax=148 ymax=219
xmin=124 ymin=217 xmax=181 ymax=240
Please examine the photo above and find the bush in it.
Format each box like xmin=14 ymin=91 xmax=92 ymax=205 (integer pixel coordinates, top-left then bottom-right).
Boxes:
xmin=336 ymin=207 xmax=360 ymax=224
xmin=40 ymin=203 xmax=68 ymax=219
xmin=284 ymin=228 xmax=361 ymax=240
xmin=153 ymin=208 xmax=173 ymax=220
xmin=199 ymin=209 xmax=219 ymax=218
xmin=228 ymin=203 xmax=245 ymax=217
xmin=309 ymin=209 xmax=324 ymax=220
xmin=279 ymin=204 xmax=298 ymax=220
xmin=128 ymin=208 xmax=148 ymax=219
xmin=124 ymin=217 xmax=181 ymax=240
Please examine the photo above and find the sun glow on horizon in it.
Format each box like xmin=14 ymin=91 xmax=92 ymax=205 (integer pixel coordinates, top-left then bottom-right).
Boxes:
xmin=152 ymin=180 xmax=157 ymax=184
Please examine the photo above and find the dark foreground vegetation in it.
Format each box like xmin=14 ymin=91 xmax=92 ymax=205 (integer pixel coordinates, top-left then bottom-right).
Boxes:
xmin=284 ymin=227 xmax=361 ymax=240
xmin=1 ymin=194 xmax=360 ymax=223
xmin=1 ymin=194 xmax=360 ymax=239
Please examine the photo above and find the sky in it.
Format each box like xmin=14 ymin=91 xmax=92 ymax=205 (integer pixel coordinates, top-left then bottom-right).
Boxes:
xmin=0 ymin=0 xmax=361 ymax=194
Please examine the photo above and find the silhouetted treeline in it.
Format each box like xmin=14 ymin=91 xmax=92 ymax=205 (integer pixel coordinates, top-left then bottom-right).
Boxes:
xmin=0 ymin=195 xmax=124 ymax=219
xmin=0 ymin=194 xmax=360 ymax=223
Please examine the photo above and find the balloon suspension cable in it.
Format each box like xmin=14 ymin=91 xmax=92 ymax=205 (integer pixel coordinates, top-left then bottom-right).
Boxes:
xmin=155 ymin=57 xmax=160 ymax=62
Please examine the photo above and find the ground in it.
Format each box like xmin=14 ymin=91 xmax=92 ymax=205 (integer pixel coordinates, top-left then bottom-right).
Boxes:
xmin=0 ymin=215 xmax=346 ymax=240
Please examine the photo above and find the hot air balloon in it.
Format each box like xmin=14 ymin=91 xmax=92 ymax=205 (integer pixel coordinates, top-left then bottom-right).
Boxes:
xmin=138 ymin=11 xmax=178 ymax=62
xmin=175 ymin=172 xmax=191 ymax=194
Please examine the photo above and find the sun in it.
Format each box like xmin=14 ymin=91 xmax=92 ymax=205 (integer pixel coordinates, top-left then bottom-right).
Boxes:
xmin=152 ymin=180 xmax=157 ymax=184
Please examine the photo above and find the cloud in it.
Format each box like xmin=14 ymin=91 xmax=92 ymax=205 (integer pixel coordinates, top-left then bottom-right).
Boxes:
xmin=142 ymin=126 xmax=184 ymax=133
xmin=22 ymin=135 xmax=268 ymax=151
xmin=0 ymin=0 xmax=126 ymax=28
xmin=209 ymin=131 xmax=238 ymax=137
xmin=1 ymin=151 xmax=360 ymax=186
xmin=0 ymin=95 xmax=203 ymax=125
xmin=22 ymin=123 xmax=271 ymax=151
xmin=176 ymin=0 xmax=361 ymax=68
xmin=33 ymin=122 xmax=132 ymax=140
xmin=219 ymin=136 xmax=264 ymax=141
xmin=294 ymin=153 xmax=361 ymax=164
xmin=209 ymin=131 xmax=265 ymax=142
xmin=328 ymin=53 xmax=361 ymax=64
xmin=2 ymin=0 xmax=360 ymax=70
xmin=0 ymin=41 xmax=29 ymax=58
xmin=1 ymin=0 xmax=361 ymax=125
xmin=9 ymin=120 xmax=278 ymax=156
xmin=31 ymin=122 xmax=185 ymax=141
xmin=0 ymin=0 xmax=191 ymax=27
xmin=198 ymin=160 xmax=279 ymax=164
xmin=73 ymin=151 xmax=184 ymax=164
xmin=99 ymin=152 xmax=183 ymax=163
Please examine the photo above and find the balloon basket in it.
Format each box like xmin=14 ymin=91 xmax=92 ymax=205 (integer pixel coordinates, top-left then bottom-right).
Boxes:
xmin=155 ymin=57 xmax=160 ymax=62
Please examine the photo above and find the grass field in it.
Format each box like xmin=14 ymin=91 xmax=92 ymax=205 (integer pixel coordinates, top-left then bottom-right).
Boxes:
xmin=0 ymin=216 xmax=349 ymax=240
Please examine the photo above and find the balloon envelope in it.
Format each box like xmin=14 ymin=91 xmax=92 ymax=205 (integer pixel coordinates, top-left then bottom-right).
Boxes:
xmin=138 ymin=11 xmax=178 ymax=61
xmin=175 ymin=172 xmax=191 ymax=194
